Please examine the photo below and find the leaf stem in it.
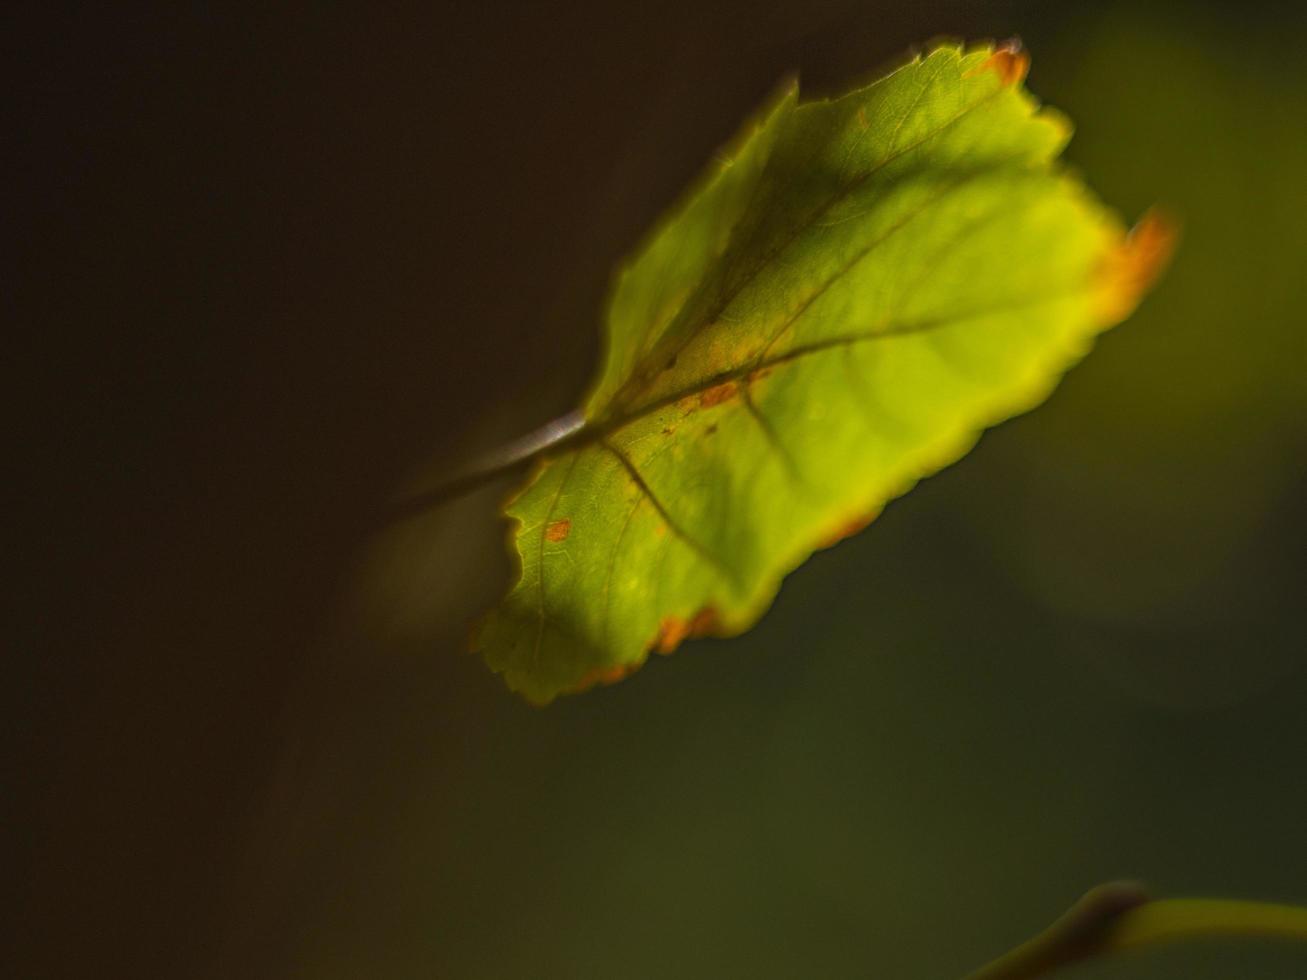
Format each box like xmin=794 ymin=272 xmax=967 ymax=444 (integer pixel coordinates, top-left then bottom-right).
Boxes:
xmin=378 ymin=410 xmax=588 ymax=525
xmin=964 ymin=882 xmax=1307 ymax=980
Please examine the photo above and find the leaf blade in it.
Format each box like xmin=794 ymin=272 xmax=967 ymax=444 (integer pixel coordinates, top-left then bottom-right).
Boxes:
xmin=476 ymin=42 xmax=1173 ymax=704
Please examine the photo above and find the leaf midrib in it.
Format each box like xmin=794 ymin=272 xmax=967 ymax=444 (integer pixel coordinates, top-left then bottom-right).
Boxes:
xmin=541 ymin=281 xmax=1097 ymax=504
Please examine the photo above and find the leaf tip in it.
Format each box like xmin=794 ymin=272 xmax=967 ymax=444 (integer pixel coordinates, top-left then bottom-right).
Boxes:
xmin=1096 ymin=207 xmax=1179 ymax=323
xmin=969 ymin=37 xmax=1029 ymax=87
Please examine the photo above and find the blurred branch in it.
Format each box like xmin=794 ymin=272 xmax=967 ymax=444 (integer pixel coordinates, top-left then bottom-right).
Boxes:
xmin=964 ymin=882 xmax=1307 ymax=980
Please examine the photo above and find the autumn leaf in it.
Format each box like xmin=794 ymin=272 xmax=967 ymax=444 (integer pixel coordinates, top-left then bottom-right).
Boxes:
xmin=474 ymin=41 xmax=1173 ymax=704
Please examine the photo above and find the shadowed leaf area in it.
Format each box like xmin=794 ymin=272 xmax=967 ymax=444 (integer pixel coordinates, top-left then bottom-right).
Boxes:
xmin=476 ymin=41 xmax=1172 ymax=704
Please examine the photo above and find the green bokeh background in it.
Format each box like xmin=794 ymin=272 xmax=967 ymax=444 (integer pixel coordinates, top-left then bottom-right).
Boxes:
xmin=17 ymin=1 xmax=1307 ymax=978
xmin=307 ymin=6 xmax=1307 ymax=977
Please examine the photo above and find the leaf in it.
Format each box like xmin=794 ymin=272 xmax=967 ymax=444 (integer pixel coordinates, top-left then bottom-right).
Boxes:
xmin=475 ymin=41 xmax=1173 ymax=704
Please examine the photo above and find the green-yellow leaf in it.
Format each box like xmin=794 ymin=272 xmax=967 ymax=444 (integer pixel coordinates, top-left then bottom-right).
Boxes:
xmin=475 ymin=42 xmax=1173 ymax=704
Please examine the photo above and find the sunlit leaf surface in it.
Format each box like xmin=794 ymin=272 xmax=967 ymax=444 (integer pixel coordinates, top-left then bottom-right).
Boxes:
xmin=476 ymin=42 xmax=1171 ymax=703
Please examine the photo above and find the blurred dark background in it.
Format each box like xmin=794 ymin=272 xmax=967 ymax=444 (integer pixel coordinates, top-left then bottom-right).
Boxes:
xmin=12 ymin=2 xmax=1307 ymax=977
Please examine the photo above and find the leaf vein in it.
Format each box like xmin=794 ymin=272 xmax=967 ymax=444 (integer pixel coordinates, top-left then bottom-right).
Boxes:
xmin=741 ymin=382 xmax=805 ymax=488
xmin=752 ymin=163 xmax=1010 ymax=367
xmin=600 ymin=438 xmax=740 ymax=587
xmin=609 ymin=67 xmax=1011 ymax=414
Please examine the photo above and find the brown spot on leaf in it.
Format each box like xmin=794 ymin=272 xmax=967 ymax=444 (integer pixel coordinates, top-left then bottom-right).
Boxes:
xmin=653 ymin=616 xmax=690 ymax=654
xmin=1095 ymin=208 xmax=1178 ymax=323
xmin=856 ymin=107 xmax=869 ymax=130
xmin=545 ymin=518 xmax=572 ymax=542
xmin=817 ymin=508 xmax=881 ymax=549
xmin=706 ymin=423 xmax=718 ymax=435
xmin=699 ymin=381 xmax=739 ymax=408
xmin=689 ymin=606 xmax=720 ymax=635
xmin=969 ymin=39 xmax=1029 ymax=87
xmin=652 ymin=606 xmax=722 ymax=655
